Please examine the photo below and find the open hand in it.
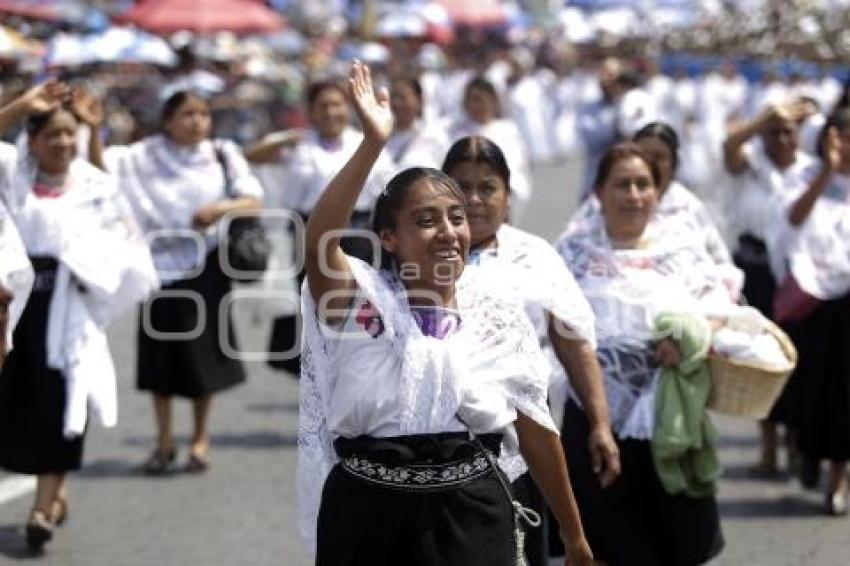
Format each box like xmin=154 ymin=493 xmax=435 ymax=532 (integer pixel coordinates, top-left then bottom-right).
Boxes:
xmin=769 ymin=100 xmax=814 ymax=125
xmin=347 ymin=60 xmax=393 ymax=145
xmin=19 ymin=80 xmax=70 ymax=115
xmin=71 ymin=88 xmax=105 ymax=128
xmin=823 ymin=126 xmax=842 ymax=171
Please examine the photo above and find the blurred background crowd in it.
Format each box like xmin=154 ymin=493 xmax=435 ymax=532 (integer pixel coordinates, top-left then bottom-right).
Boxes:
xmin=2 ymin=0 xmax=850 ymax=152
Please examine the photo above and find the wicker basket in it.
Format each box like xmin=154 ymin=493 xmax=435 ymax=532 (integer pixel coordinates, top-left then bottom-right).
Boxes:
xmin=707 ymin=319 xmax=798 ymax=419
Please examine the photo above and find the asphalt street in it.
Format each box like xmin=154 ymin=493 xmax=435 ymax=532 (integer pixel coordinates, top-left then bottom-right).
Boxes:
xmin=0 ymin=157 xmax=848 ymax=565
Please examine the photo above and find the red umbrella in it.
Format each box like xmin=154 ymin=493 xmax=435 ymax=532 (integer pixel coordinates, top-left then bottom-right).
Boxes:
xmin=118 ymin=0 xmax=286 ymax=36
xmin=435 ymin=0 xmax=507 ymax=28
xmin=0 ymin=0 xmax=58 ymax=21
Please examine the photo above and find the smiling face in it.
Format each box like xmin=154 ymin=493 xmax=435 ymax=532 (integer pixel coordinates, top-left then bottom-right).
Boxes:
xmin=164 ymin=95 xmax=211 ymax=146
xmin=309 ymin=87 xmax=350 ymax=141
xmin=596 ymin=155 xmax=658 ymax=243
xmin=28 ymin=109 xmax=77 ymax=175
xmin=379 ymin=178 xmax=470 ymax=303
xmin=447 ymin=160 xmax=509 ymax=249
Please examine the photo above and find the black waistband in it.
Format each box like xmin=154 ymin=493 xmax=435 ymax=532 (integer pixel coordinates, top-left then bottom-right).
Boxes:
xmin=334 ymin=432 xmax=502 ymax=465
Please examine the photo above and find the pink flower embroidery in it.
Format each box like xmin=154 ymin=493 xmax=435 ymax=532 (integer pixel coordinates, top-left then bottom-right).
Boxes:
xmin=355 ymin=301 xmax=385 ymax=338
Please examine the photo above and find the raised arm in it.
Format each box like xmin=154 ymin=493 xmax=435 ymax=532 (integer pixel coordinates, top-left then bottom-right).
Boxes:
xmin=244 ymin=130 xmax=302 ymax=164
xmin=723 ymin=101 xmax=811 ymax=175
xmin=70 ymin=88 xmax=106 ymax=171
xmin=304 ymin=61 xmax=393 ymax=312
xmin=788 ymin=126 xmax=839 ymax=227
xmin=0 ymin=81 xmax=69 ymax=137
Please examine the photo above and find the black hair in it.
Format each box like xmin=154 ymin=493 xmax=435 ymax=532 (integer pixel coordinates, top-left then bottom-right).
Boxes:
xmin=441 ymin=135 xmax=511 ymax=192
xmin=305 ymin=80 xmax=347 ymax=109
xmin=633 ymin=121 xmax=680 ymax=171
xmin=593 ymin=142 xmax=661 ymax=190
xmin=160 ymin=90 xmax=208 ymax=124
xmin=463 ymin=76 xmax=501 ymax=115
xmin=26 ymin=106 xmax=77 ymax=139
xmin=371 ymin=167 xmax=465 ymax=270
xmin=817 ymin=107 xmax=850 ymax=161
xmin=391 ymin=76 xmax=423 ymax=102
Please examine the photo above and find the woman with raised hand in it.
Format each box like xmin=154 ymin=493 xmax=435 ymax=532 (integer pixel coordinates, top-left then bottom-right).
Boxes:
xmin=774 ymin=108 xmax=850 ymax=514
xmin=441 ymin=135 xmax=619 ymax=566
xmin=298 ymin=61 xmax=593 ymax=566
xmin=84 ymin=89 xmax=264 ymax=475
xmin=555 ymin=143 xmax=732 ymax=565
xmin=0 ymin=82 xmax=157 ymax=551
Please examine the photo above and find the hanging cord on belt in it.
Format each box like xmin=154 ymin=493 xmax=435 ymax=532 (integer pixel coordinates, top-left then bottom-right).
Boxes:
xmin=456 ymin=415 xmax=541 ymax=566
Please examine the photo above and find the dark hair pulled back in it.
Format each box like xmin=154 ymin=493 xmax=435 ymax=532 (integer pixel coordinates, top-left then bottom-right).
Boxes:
xmin=441 ymin=135 xmax=511 ymax=192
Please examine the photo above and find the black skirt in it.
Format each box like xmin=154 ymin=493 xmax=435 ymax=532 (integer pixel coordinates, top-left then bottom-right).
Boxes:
xmin=557 ymin=401 xmax=723 ymax=566
xmin=137 ymin=248 xmax=245 ymax=398
xmin=0 ymin=257 xmax=85 ymax=474
xmin=787 ymin=293 xmax=850 ymax=461
xmin=316 ymin=433 xmax=514 ymax=566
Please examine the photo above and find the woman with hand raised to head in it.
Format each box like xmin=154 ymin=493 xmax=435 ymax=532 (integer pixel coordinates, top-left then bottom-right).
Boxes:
xmin=298 ymin=61 xmax=593 ymax=566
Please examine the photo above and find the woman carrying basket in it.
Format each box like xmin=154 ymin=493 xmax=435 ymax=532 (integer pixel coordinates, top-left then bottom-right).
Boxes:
xmin=556 ymin=142 xmax=734 ymax=565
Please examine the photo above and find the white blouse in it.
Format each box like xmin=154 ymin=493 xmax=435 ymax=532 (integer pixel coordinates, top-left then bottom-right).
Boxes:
xmin=729 ymin=142 xmax=817 ymax=244
xmin=298 ymin=257 xmax=555 ymax=547
xmin=104 ymin=134 xmax=263 ymax=283
xmin=0 ymin=194 xmax=33 ymax=352
xmin=556 ymin=221 xmax=733 ymax=439
xmin=266 ymin=128 xmax=396 ymax=215
xmin=385 ymin=120 xmax=449 ymax=173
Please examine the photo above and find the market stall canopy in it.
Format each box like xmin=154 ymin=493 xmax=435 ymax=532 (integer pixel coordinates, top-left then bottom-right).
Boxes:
xmin=117 ymin=0 xmax=286 ymax=36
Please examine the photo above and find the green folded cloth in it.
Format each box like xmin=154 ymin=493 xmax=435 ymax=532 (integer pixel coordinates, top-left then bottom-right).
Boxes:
xmin=651 ymin=311 xmax=720 ymax=498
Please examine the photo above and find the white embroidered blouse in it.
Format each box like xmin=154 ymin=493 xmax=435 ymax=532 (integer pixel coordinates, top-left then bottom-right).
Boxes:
xmin=555 ymin=219 xmax=733 ymax=440
xmin=297 ymin=257 xmax=556 ymax=547
xmin=103 ymin=134 xmax=263 ymax=283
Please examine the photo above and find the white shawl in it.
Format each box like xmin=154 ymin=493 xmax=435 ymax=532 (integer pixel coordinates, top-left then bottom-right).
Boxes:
xmin=566 ymin=181 xmax=743 ymax=300
xmin=555 ymin=219 xmax=733 ymax=438
xmin=298 ymin=257 xmax=555 ymax=548
xmin=0 ymin=198 xmax=33 ymax=352
xmin=1 ymin=150 xmax=158 ymax=437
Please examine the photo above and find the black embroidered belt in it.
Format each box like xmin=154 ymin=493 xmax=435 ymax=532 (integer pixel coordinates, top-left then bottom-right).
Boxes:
xmin=340 ymin=453 xmax=493 ymax=490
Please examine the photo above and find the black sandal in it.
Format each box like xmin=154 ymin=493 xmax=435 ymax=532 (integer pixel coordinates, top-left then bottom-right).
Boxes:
xmin=142 ymin=448 xmax=176 ymax=475
xmin=25 ymin=509 xmax=53 ymax=551
xmin=185 ymin=452 xmax=209 ymax=474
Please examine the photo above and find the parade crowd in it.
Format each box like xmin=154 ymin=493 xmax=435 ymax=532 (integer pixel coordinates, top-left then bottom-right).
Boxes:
xmin=2 ymin=31 xmax=850 ymax=566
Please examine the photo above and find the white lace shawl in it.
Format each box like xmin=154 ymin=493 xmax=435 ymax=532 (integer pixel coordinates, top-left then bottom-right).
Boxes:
xmin=297 ymin=257 xmax=555 ymax=549
xmin=566 ymin=181 xmax=743 ymax=300
xmin=555 ymin=220 xmax=733 ymax=438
